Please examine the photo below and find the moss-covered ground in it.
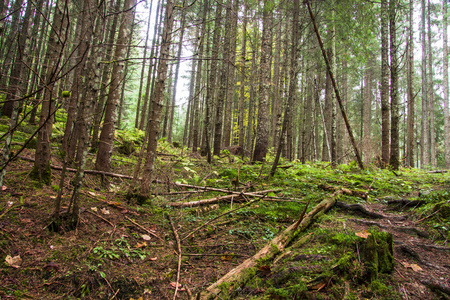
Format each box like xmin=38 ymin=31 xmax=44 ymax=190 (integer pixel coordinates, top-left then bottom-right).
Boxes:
xmin=0 ymin=123 xmax=449 ymax=299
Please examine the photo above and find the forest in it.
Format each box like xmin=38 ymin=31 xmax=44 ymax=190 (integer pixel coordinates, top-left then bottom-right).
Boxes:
xmin=0 ymin=0 xmax=450 ymax=299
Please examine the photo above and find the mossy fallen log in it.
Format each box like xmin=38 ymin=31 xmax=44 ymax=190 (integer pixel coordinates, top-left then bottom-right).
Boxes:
xmin=196 ymin=190 xmax=342 ymax=300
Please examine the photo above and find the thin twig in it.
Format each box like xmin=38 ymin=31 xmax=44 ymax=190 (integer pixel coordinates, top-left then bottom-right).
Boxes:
xmin=125 ymin=216 xmax=164 ymax=243
xmin=85 ymin=210 xmax=114 ymax=227
xmin=168 ymin=215 xmax=182 ymax=300
xmin=182 ymin=192 xmax=268 ymax=241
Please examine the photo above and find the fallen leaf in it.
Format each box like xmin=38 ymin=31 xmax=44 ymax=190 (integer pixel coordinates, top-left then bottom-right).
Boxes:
xmin=88 ymin=191 xmax=97 ymax=196
xmin=221 ymin=254 xmax=233 ymax=261
xmin=142 ymin=234 xmax=151 ymax=241
xmin=135 ymin=242 xmax=147 ymax=248
xmin=410 ymin=264 xmax=423 ymax=272
xmin=355 ymin=230 xmax=371 ymax=239
xmin=149 ymin=257 xmax=158 ymax=261
xmin=170 ymin=282 xmax=182 ymax=288
xmin=2 ymin=185 xmax=7 ymax=191
xmin=100 ymin=208 xmax=110 ymax=215
xmin=91 ymin=207 xmax=98 ymax=212
xmin=310 ymin=281 xmax=327 ymax=291
xmin=5 ymin=255 xmax=22 ymax=268
xmin=20 ymin=219 xmax=32 ymax=224
xmin=120 ymin=209 xmax=128 ymax=214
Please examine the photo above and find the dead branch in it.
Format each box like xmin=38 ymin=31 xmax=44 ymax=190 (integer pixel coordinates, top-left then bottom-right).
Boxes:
xmin=85 ymin=210 xmax=114 ymax=227
xmin=421 ymin=279 xmax=450 ymax=296
xmin=197 ymin=190 xmax=341 ymax=300
xmin=168 ymin=215 xmax=182 ymax=300
xmin=181 ymin=194 xmax=264 ymax=241
xmin=168 ymin=190 xmax=275 ymax=208
xmin=318 ymin=184 xmax=367 ymax=199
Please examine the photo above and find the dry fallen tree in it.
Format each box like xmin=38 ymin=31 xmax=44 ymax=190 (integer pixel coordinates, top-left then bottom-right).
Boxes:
xmin=197 ymin=190 xmax=343 ymax=300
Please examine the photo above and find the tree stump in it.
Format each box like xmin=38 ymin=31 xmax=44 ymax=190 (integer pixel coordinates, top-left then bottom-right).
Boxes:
xmin=362 ymin=230 xmax=394 ymax=281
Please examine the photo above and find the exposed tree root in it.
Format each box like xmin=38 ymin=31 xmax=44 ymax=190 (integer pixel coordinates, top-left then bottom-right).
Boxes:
xmin=197 ymin=190 xmax=341 ymax=300
xmin=349 ymin=218 xmax=429 ymax=238
xmin=387 ymin=199 xmax=427 ymax=209
xmin=335 ymin=201 xmax=385 ymax=219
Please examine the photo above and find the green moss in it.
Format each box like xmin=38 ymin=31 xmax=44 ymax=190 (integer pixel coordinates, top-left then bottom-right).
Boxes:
xmin=30 ymin=163 xmax=52 ymax=185
xmin=363 ymin=230 xmax=394 ymax=281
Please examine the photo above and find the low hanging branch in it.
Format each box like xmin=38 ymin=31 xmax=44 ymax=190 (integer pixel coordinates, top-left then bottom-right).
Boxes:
xmin=197 ymin=190 xmax=342 ymax=300
xmin=305 ymin=1 xmax=364 ymax=170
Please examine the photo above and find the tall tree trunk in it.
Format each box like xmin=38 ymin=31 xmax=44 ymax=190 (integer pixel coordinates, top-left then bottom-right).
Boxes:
xmin=322 ymin=49 xmax=332 ymax=162
xmin=118 ymin=10 xmax=136 ymax=129
xmin=223 ymin=0 xmax=238 ymax=147
xmin=444 ymin=0 xmax=450 ymax=169
xmin=203 ymin=3 xmax=222 ymax=161
xmin=192 ymin=2 xmax=208 ymax=153
xmin=91 ymin=0 xmax=122 ymax=149
xmin=271 ymin=13 xmax=282 ymax=149
xmin=140 ymin=0 xmax=175 ymax=196
xmin=135 ymin=0 xmax=153 ymax=129
xmin=0 ymin=0 xmax=24 ymax=92
xmin=271 ymin=0 xmax=299 ymax=176
xmin=389 ymin=0 xmax=399 ymax=170
xmin=363 ymin=61 xmax=372 ymax=163
xmin=253 ymin=2 xmax=272 ymax=162
xmin=95 ymin=0 xmax=135 ymax=178
xmin=139 ymin=0 xmax=163 ymax=131
xmin=167 ymin=11 xmax=186 ymax=144
xmin=381 ymin=0 xmax=390 ymax=167
xmin=238 ymin=3 xmax=247 ymax=151
xmin=421 ymin=0 xmax=429 ymax=167
xmin=2 ymin=0 xmax=32 ymax=117
xmin=213 ymin=0 xmax=232 ymax=156
xmin=32 ymin=0 xmax=69 ymax=184
xmin=246 ymin=37 xmax=258 ymax=155
xmin=427 ymin=0 xmax=436 ymax=168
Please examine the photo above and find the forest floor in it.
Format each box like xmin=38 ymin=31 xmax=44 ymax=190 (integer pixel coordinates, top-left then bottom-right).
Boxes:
xmin=0 ymin=142 xmax=449 ymax=299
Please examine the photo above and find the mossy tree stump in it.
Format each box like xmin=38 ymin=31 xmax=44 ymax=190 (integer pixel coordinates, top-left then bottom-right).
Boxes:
xmin=362 ymin=230 xmax=394 ymax=281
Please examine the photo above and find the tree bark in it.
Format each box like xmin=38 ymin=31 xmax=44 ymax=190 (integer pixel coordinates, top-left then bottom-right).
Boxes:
xmin=253 ymin=2 xmax=272 ymax=162
xmin=95 ymin=0 xmax=136 ymax=178
xmin=421 ymin=0 xmax=429 ymax=168
xmin=444 ymin=0 xmax=450 ymax=168
xmin=140 ymin=0 xmax=175 ymax=196
xmin=32 ymin=0 xmax=69 ymax=184
xmin=427 ymin=0 xmax=436 ymax=168
xmin=389 ymin=0 xmax=399 ymax=170
xmin=381 ymin=0 xmax=390 ymax=167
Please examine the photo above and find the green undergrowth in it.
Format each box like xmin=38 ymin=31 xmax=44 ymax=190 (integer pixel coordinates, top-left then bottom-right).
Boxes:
xmin=2 ymin=128 xmax=450 ymax=299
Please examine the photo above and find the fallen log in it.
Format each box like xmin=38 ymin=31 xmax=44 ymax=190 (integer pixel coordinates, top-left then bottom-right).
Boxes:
xmin=197 ymin=190 xmax=342 ymax=300
xmin=168 ymin=190 xmax=275 ymax=208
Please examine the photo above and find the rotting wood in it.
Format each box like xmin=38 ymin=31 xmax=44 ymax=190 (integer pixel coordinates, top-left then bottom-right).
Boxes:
xmin=421 ymin=279 xmax=450 ymax=296
xmin=197 ymin=190 xmax=341 ymax=300
xmin=168 ymin=190 xmax=275 ymax=208
xmin=318 ymin=184 xmax=367 ymax=199
xmin=349 ymin=219 xmax=430 ymax=238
